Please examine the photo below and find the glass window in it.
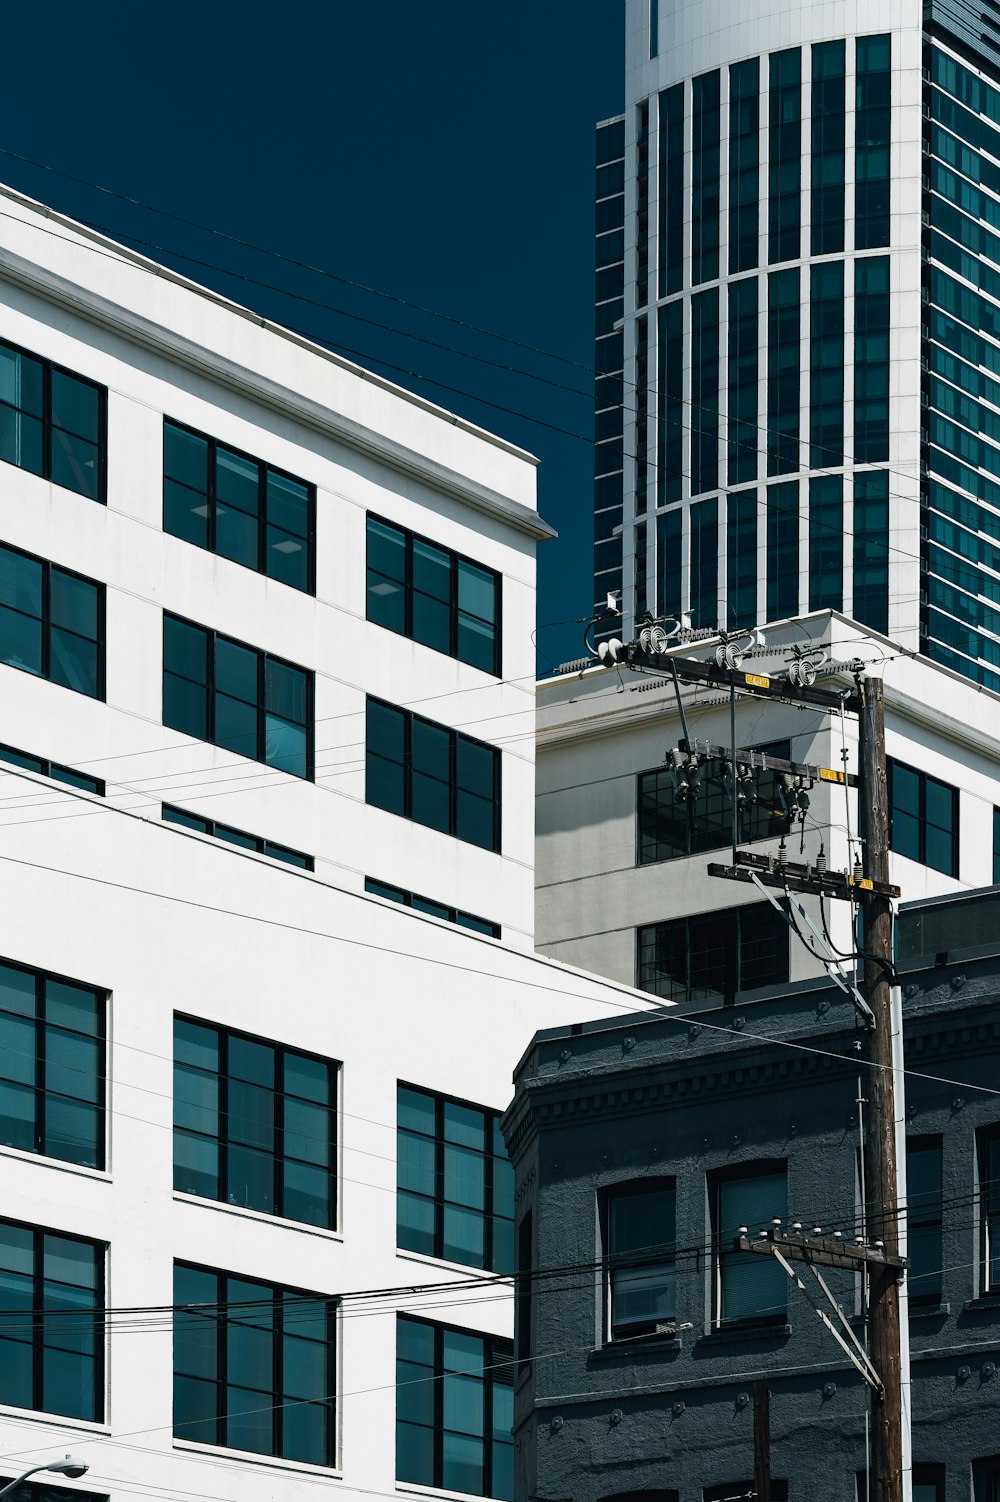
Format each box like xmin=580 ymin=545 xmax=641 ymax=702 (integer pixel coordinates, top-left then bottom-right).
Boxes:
xmin=636 ymin=101 xmax=650 ymax=307
xmin=727 ymin=490 xmax=757 ymax=630
xmin=691 ymin=71 xmax=721 ymax=285
xmin=981 ymin=1130 xmax=1000 ymax=1293
xmin=657 ymin=301 xmax=684 ymax=507
xmin=0 ymin=544 xmax=102 ymax=699
xmin=365 ymin=878 xmax=499 ymax=937
xmin=810 ymin=260 xmax=844 ymax=469
xmin=0 ymin=1219 xmax=102 ymax=1420
xmin=767 ymin=270 xmax=800 ymax=475
xmin=637 ymin=740 xmax=791 ymax=865
xmin=811 ymin=40 xmax=846 ymax=254
xmin=366 ymin=698 xmax=500 ymax=852
xmin=856 ymin=36 xmax=891 ymax=250
xmin=907 ymin=1139 xmax=943 ymax=1305
xmin=855 ymin=257 xmax=890 ymax=463
xmin=658 ymin=85 xmax=684 ymax=297
xmin=0 ymin=961 xmax=104 ymax=1169
xmin=809 ymin=475 xmax=843 ymax=612
xmin=397 ymin=1084 xmax=512 ymax=1272
xmin=604 ymin=1181 xmax=676 ymax=1339
xmin=396 ymin=1315 xmax=513 ymax=1499
xmin=163 ymin=420 xmax=313 ymax=592
xmin=173 ymin=1017 xmax=336 ymax=1229
xmin=888 ymin=759 xmax=958 ymax=876
xmin=174 ymin=1262 xmax=334 ymax=1463
xmin=163 ymin=614 xmax=312 ymax=780
xmin=0 ymin=339 xmax=104 ymax=501
xmin=716 ymin=1167 xmax=788 ymax=1324
xmin=911 ymin=1465 xmax=945 ymax=1502
xmin=689 ymin=499 xmax=718 ymax=630
xmin=367 ymin=515 xmax=500 ymax=674
xmin=854 ymin=471 xmax=889 ymax=633
xmin=766 ymin=481 xmax=799 ymax=621
xmin=994 ymin=806 xmax=1000 ymax=885
xmin=769 ymin=49 xmax=802 ymax=264
xmin=691 ymin=289 xmax=719 ymax=495
xmin=656 ymin=507 xmax=682 ymax=621
xmin=0 ymin=741 xmax=103 ymax=795
xmin=728 ymin=277 xmax=758 ymax=486
xmin=636 ymin=904 xmax=789 ymax=1005
xmin=162 ymin=804 xmax=313 ymax=870
xmin=729 ymin=59 xmax=760 ymax=275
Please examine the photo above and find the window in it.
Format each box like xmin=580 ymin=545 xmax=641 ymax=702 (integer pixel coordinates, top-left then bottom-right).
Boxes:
xmin=691 ymin=71 xmax=721 ymax=284
xmin=706 ymin=1486 xmax=786 ymax=1502
xmin=162 ymin=805 xmax=313 ymax=870
xmin=174 ymin=1262 xmax=335 ymax=1464
xmin=367 ymin=515 xmax=500 ymax=674
xmin=728 ymin=276 xmax=758 ymax=486
xmin=659 ymin=85 xmax=684 ymax=297
xmin=397 ymin=1084 xmax=513 ymax=1272
xmin=603 ymin=1180 xmax=676 ymax=1340
xmin=396 ymin=1315 xmax=513 ymax=1500
xmin=854 ymin=470 xmax=889 ymax=633
xmin=0 ymin=959 xmax=105 ymax=1169
xmin=656 ymin=507 xmax=682 ymax=619
xmin=811 ymin=40 xmax=846 ymax=255
xmin=855 ymin=256 xmax=890 ymax=463
xmin=907 ymin=1139 xmax=943 ymax=1305
xmin=715 ymin=1166 xmax=788 ymax=1324
xmin=980 ymin=1129 xmax=1000 ymax=1293
xmin=0 ymin=543 xmax=103 ymax=699
xmin=974 ymin=1458 xmax=1000 ymax=1502
xmin=767 ymin=270 xmax=800 ymax=475
xmin=163 ymin=420 xmax=313 ymax=592
xmin=809 ymin=475 xmax=843 ymax=612
xmin=657 ymin=300 xmax=684 ymax=506
xmin=810 ymin=260 xmax=844 ymax=469
xmin=0 ymin=1218 xmax=102 ymax=1420
xmin=0 ymin=1480 xmax=107 ymax=1502
xmin=365 ymin=878 xmax=499 ymax=937
xmin=637 ymin=740 xmax=791 ymax=864
xmin=769 ymin=49 xmax=802 ymax=264
xmin=366 ymin=698 xmax=500 ymax=852
xmin=516 ymin=1213 xmax=532 ymax=1364
xmin=994 ymin=806 xmax=1000 ymax=885
xmin=0 ymin=339 xmax=105 ymax=501
xmin=0 ymin=742 xmax=104 ymax=795
xmin=855 ymin=36 xmax=891 ymax=251
xmin=767 ymin=481 xmax=799 ymax=620
xmin=691 ymin=288 xmax=719 ymax=495
xmin=637 ymin=904 xmax=789 ymax=1005
xmin=163 ymin=613 xmax=312 ymax=780
xmin=727 ymin=490 xmax=757 ymax=630
xmin=729 ymin=59 xmax=760 ymax=275
xmin=887 ymin=759 xmax=959 ymax=876
xmin=689 ymin=498 xmax=718 ymax=629
xmin=911 ymin=1465 xmax=945 ymax=1502
xmin=173 ymin=1017 xmax=337 ymax=1229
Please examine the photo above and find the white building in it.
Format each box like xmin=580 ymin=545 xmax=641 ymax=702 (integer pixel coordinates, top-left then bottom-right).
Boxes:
xmin=536 ymin=612 xmax=1000 ymax=1001
xmin=0 ymin=183 xmax=658 ymax=1502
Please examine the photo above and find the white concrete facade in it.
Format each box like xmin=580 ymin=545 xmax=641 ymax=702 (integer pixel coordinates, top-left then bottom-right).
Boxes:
xmin=535 ymin=613 xmax=1000 ymax=993
xmin=0 ymin=186 xmax=658 ymax=1502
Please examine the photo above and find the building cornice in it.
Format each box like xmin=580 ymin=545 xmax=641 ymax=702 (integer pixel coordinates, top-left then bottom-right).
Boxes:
xmin=0 ymin=241 xmax=556 ymax=544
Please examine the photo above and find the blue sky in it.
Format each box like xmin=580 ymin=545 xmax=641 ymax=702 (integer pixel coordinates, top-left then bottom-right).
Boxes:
xmin=2 ymin=1 xmax=625 ymax=669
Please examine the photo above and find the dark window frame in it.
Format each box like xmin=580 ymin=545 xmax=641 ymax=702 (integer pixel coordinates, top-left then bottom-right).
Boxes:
xmin=395 ymin=1313 xmax=513 ymax=1499
xmin=911 ymin=1462 xmax=945 ymax=1502
xmin=0 ymin=541 xmax=105 ymax=701
xmin=173 ymin=1259 xmax=336 ymax=1464
xmin=163 ymin=418 xmax=316 ymax=594
xmin=366 ymin=513 xmax=502 ymax=676
xmin=601 ymin=1177 xmax=677 ymax=1342
xmin=0 ymin=335 xmax=107 ymax=503
xmin=887 ymin=758 xmax=959 ymax=877
xmin=980 ymin=1125 xmax=1000 ymax=1295
xmin=906 ymin=1135 xmax=944 ymax=1306
xmin=0 ymin=741 xmax=104 ymax=795
xmin=712 ymin=1160 xmax=789 ymax=1328
xmin=636 ymin=740 xmax=792 ymax=865
xmin=366 ymin=696 xmax=501 ymax=852
xmin=0 ymin=1215 xmax=104 ymax=1421
xmin=163 ymin=611 xmax=314 ymax=781
xmin=396 ymin=1081 xmax=513 ymax=1273
xmin=0 ymin=1480 xmax=108 ymax=1502
xmin=0 ymin=957 xmax=106 ymax=1169
xmin=365 ymin=877 xmax=498 ymax=938
xmin=636 ymin=904 xmax=790 ymax=1006
xmin=162 ymin=805 xmax=313 ymax=870
xmin=173 ymin=1014 xmax=338 ymax=1231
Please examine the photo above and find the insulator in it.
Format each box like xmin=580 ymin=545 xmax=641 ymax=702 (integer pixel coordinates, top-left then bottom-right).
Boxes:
xmin=817 ymin=849 xmax=827 ymax=873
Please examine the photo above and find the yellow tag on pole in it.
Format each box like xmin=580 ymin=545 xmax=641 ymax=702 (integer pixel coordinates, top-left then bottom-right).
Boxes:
xmin=744 ymin=673 xmax=770 ymax=689
xmin=819 ymin=767 xmax=845 ymax=783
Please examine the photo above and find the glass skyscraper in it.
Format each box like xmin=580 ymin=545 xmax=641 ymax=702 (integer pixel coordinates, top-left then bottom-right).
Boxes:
xmin=594 ymin=0 xmax=1000 ymax=692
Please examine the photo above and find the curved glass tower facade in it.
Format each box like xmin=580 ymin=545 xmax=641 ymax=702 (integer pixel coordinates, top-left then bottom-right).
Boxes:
xmin=593 ymin=1 xmax=1000 ymax=692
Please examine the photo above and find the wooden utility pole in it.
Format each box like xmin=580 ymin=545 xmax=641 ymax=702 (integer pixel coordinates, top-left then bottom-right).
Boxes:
xmin=753 ymin=1381 xmax=771 ymax=1502
xmin=858 ymin=677 xmax=904 ymax=1502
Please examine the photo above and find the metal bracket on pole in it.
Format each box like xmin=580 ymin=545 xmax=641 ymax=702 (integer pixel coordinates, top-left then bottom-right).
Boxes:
xmin=770 ymin=1245 xmax=883 ymax=1393
xmin=748 ymin=872 xmax=875 ymax=1027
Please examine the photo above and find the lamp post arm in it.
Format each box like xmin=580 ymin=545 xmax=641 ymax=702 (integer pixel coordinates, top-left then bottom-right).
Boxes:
xmin=0 ymin=1467 xmax=51 ymax=1502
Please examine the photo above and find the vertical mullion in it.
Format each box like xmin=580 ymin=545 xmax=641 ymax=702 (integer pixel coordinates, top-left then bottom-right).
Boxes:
xmin=42 ymin=362 xmax=52 ymax=483
xmin=208 ymin=439 xmax=218 ymax=557
xmin=449 ymin=731 xmax=457 ymax=839
xmin=219 ymin=1031 xmax=229 ymax=1210
xmin=484 ymin=1110 xmax=493 ymax=1272
xmin=207 ymin=630 xmax=217 ymax=749
xmin=330 ymin=1066 xmax=338 ymax=1231
xmin=403 ymin=711 xmax=413 ymax=820
xmin=405 ymin=530 xmax=414 ymax=641
xmin=434 ymin=1097 xmax=444 ymax=1261
xmin=35 ymin=975 xmax=45 ymax=1156
xmin=433 ymin=1325 xmax=444 ymax=1489
xmin=33 ymin=1229 xmax=43 ymax=1411
xmin=275 ymin=1049 xmax=286 ymax=1221
xmin=217 ymin=1272 xmax=227 ymax=1448
xmin=259 ymin=464 xmax=267 ymax=578
xmin=484 ymin=1343 xmax=494 ymax=1497
xmin=41 ymin=562 xmax=51 ymax=683
xmin=450 ymin=554 xmax=459 ymax=659
xmin=273 ymin=1287 xmax=282 ymax=1458
xmin=257 ymin=651 xmax=266 ymax=765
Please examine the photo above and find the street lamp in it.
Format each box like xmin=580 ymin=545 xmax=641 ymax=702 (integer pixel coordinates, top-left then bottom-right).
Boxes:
xmin=0 ymin=1459 xmax=89 ymax=1501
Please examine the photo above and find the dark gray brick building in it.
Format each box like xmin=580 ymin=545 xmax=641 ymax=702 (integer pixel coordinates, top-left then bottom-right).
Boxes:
xmin=503 ymin=891 xmax=1000 ymax=1502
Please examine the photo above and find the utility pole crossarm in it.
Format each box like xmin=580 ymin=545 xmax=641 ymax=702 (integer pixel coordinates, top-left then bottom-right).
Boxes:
xmin=735 ymin=1229 xmax=907 ymax=1272
xmin=623 ymin=646 xmax=863 ymax=713
xmin=707 ymin=850 xmax=900 ymax=901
